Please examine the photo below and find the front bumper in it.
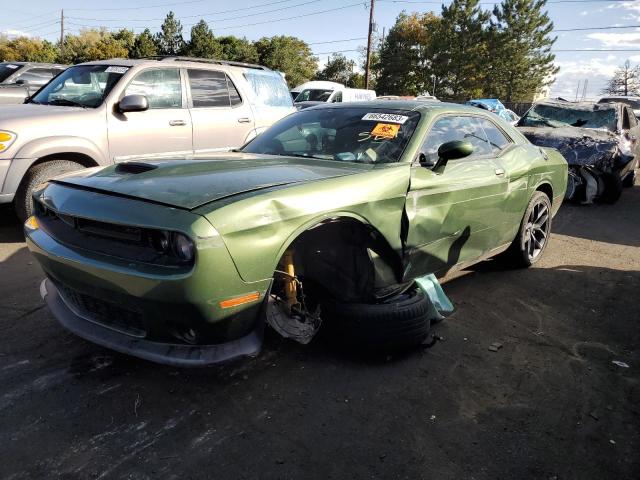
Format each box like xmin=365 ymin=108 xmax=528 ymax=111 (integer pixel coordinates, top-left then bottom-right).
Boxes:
xmin=40 ymin=278 xmax=264 ymax=367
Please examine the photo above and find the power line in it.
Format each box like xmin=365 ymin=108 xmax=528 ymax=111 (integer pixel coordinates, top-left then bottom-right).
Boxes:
xmin=309 ymin=37 xmax=367 ymax=45
xmin=555 ymin=24 xmax=640 ymax=31
xmin=64 ymin=0 xmax=299 ymax=13
xmin=67 ymin=0 xmax=323 ymax=23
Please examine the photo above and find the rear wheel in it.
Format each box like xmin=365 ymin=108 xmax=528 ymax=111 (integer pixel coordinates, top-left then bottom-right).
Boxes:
xmin=505 ymin=191 xmax=552 ymax=268
xmin=14 ymin=160 xmax=84 ymax=222
xmin=599 ymin=172 xmax=623 ymax=204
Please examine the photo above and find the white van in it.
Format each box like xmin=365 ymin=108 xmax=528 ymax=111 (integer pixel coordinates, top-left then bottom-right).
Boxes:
xmin=291 ymin=80 xmax=376 ymax=109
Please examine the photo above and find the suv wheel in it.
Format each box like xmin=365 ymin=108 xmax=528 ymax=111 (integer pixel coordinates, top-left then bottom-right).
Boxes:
xmin=15 ymin=160 xmax=84 ymax=221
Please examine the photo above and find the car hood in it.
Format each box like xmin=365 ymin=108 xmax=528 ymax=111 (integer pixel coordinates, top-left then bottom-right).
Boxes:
xmin=0 ymin=103 xmax=89 ymax=121
xmin=518 ymin=126 xmax=619 ymax=167
xmin=51 ymin=153 xmax=370 ymax=210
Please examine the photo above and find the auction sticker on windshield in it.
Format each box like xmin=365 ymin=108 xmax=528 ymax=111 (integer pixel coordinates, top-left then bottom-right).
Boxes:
xmin=362 ymin=113 xmax=409 ymax=124
xmin=371 ymin=123 xmax=400 ymax=139
xmin=105 ymin=66 xmax=129 ymax=74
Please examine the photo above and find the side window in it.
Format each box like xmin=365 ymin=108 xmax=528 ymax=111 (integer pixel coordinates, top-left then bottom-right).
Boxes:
xmin=188 ymin=69 xmax=242 ymax=108
xmin=124 ymin=68 xmax=182 ymax=109
xmin=623 ymin=107 xmax=637 ymax=128
xmin=421 ymin=115 xmax=492 ymax=163
xmin=331 ymin=91 xmax=342 ymax=103
xmin=476 ymin=117 xmax=512 ymax=154
xmin=16 ymin=68 xmax=53 ymax=86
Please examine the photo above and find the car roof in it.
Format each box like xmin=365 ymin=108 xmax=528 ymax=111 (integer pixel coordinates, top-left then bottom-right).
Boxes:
xmin=1 ymin=61 xmax=66 ymax=67
xmin=306 ymin=100 xmax=480 ymax=114
xmin=534 ymin=98 xmax=618 ymax=111
xmin=79 ymin=56 xmax=270 ymax=71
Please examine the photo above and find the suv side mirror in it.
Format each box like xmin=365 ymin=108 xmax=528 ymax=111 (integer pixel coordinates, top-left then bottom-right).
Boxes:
xmin=434 ymin=140 xmax=474 ymax=171
xmin=118 ymin=94 xmax=149 ymax=113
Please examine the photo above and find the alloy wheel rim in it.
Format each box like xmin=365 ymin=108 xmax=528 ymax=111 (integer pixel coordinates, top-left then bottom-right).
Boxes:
xmin=524 ymin=200 xmax=550 ymax=261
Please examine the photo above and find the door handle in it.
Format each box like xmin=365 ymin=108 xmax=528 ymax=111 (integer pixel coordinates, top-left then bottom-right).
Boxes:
xmin=169 ymin=120 xmax=186 ymax=126
xmin=495 ymin=168 xmax=505 ymax=176
xmin=237 ymin=117 xmax=251 ymax=123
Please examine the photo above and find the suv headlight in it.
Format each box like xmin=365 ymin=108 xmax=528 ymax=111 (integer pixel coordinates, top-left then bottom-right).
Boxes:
xmin=0 ymin=131 xmax=17 ymax=153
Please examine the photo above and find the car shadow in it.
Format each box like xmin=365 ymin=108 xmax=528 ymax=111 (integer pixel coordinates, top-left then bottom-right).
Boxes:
xmin=0 ymin=204 xmax=23 ymax=243
xmin=552 ymin=182 xmax=640 ymax=247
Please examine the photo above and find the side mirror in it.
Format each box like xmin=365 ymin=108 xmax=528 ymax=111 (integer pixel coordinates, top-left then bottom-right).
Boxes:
xmin=15 ymin=79 xmax=28 ymax=85
xmin=118 ymin=94 xmax=149 ymax=113
xmin=434 ymin=140 xmax=474 ymax=171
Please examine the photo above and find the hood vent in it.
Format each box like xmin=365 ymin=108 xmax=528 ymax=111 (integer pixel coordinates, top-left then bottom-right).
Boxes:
xmin=115 ymin=162 xmax=158 ymax=174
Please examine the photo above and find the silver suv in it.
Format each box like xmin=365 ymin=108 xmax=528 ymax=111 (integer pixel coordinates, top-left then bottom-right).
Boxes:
xmin=0 ymin=62 xmax=67 ymax=105
xmin=0 ymin=57 xmax=295 ymax=220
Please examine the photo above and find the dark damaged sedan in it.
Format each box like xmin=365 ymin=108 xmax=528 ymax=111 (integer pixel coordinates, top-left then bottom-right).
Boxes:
xmin=518 ymin=99 xmax=639 ymax=203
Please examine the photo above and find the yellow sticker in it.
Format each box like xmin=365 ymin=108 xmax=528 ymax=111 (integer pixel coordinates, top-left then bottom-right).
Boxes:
xmin=371 ymin=123 xmax=400 ymax=139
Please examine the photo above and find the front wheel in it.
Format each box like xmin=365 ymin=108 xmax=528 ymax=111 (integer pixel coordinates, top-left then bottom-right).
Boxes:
xmin=505 ymin=191 xmax=552 ymax=268
xmin=14 ymin=160 xmax=84 ymax=221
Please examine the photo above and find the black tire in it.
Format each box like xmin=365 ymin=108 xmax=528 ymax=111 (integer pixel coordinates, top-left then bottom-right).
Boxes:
xmin=14 ymin=160 xmax=83 ymax=221
xmin=599 ymin=172 xmax=623 ymax=204
xmin=622 ymin=170 xmax=636 ymax=188
xmin=321 ymin=287 xmax=431 ymax=351
xmin=504 ymin=191 xmax=552 ymax=268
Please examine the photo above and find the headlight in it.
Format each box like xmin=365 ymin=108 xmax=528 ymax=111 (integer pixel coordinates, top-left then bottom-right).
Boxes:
xmin=171 ymin=232 xmax=194 ymax=262
xmin=0 ymin=130 xmax=17 ymax=153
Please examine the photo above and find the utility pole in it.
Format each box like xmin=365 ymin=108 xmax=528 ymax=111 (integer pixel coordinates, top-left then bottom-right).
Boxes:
xmin=60 ymin=9 xmax=64 ymax=47
xmin=364 ymin=0 xmax=375 ymax=90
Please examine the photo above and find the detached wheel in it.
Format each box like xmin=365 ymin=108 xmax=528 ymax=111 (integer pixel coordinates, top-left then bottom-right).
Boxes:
xmin=14 ymin=160 xmax=83 ymax=221
xmin=599 ymin=172 xmax=623 ymax=203
xmin=321 ymin=287 xmax=431 ymax=351
xmin=505 ymin=191 xmax=552 ymax=268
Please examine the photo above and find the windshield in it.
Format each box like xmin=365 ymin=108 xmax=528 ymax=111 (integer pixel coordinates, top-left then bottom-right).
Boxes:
xmin=520 ymin=103 xmax=617 ymax=131
xmin=0 ymin=64 xmax=23 ymax=83
xmin=31 ymin=64 xmax=127 ymax=108
xmin=295 ymin=89 xmax=334 ymax=102
xmin=242 ymin=107 xmax=421 ymax=164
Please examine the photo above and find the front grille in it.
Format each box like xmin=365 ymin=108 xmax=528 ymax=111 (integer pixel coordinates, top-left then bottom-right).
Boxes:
xmin=56 ymin=281 xmax=146 ymax=337
xmin=34 ymin=201 xmax=192 ymax=268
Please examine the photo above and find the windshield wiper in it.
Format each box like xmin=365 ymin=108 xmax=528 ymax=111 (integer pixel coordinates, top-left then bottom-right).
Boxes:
xmin=47 ymin=98 xmax=88 ymax=108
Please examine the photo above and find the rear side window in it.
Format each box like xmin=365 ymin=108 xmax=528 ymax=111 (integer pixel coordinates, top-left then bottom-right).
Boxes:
xmin=187 ymin=69 xmax=243 ymax=108
xmin=476 ymin=117 xmax=512 ymax=154
xmin=243 ymin=70 xmax=293 ymax=108
xmin=125 ymin=68 xmax=182 ymax=109
xmin=422 ymin=115 xmax=493 ymax=163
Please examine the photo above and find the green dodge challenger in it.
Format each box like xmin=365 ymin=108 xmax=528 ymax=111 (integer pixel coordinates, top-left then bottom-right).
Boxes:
xmin=25 ymin=102 xmax=567 ymax=366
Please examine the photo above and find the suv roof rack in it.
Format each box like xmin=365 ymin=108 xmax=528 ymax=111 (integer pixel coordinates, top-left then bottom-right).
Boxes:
xmin=141 ymin=56 xmax=269 ymax=70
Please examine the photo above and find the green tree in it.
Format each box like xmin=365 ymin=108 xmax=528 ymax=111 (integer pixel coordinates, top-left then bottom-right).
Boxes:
xmin=437 ymin=0 xmax=490 ymax=99
xmin=374 ymin=12 xmax=441 ymax=95
xmin=0 ymin=36 xmax=58 ymax=62
xmin=316 ymin=53 xmax=356 ymax=85
xmin=185 ymin=20 xmax=222 ymax=58
xmin=58 ymin=29 xmax=128 ymax=64
xmin=130 ymin=29 xmax=158 ymax=58
xmin=254 ymin=35 xmax=317 ymax=87
xmin=602 ymin=60 xmax=640 ymax=96
xmin=490 ymin=0 xmax=558 ymax=101
xmin=155 ymin=11 xmax=184 ymax=55
xmin=113 ymin=28 xmax=135 ymax=56
xmin=217 ymin=36 xmax=259 ymax=63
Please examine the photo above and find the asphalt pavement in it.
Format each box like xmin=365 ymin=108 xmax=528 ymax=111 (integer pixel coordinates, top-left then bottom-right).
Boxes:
xmin=0 ymin=184 xmax=638 ymax=480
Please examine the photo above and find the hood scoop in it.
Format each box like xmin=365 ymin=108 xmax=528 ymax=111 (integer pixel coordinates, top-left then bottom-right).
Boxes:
xmin=115 ymin=162 xmax=158 ymax=174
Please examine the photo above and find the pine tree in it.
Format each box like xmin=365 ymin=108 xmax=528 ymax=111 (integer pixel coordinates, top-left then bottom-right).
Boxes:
xmin=130 ymin=29 xmax=158 ymax=58
xmin=438 ymin=0 xmax=490 ymax=99
xmin=602 ymin=60 xmax=640 ymax=96
xmin=155 ymin=11 xmax=184 ymax=55
xmin=185 ymin=20 xmax=221 ymax=58
xmin=490 ymin=0 xmax=558 ymax=101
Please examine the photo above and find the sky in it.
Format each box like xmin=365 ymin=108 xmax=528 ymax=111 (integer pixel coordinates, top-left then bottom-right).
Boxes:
xmin=2 ymin=0 xmax=640 ymax=99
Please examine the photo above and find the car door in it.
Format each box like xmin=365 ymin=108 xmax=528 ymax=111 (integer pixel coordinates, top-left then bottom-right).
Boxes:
xmin=403 ymin=114 xmax=508 ymax=278
xmin=107 ymin=67 xmax=192 ymax=162
xmin=187 ymin=68 xmax=255 ymax=153
xmin=621 ymin=106 xmax=640 ymax=169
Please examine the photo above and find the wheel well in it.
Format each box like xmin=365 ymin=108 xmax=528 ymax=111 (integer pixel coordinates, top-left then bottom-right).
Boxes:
xmin=273 ymin=217 xmax=403 ymax=304
xmin=536 ymin=183 xmax=553 ymax=203
xmin=31 ymin=152 xmax=99 ymax=170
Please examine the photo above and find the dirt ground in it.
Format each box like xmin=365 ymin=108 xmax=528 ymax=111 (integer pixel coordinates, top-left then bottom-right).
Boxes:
xmin=0 ymin=184 xmax=638 ymax=480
